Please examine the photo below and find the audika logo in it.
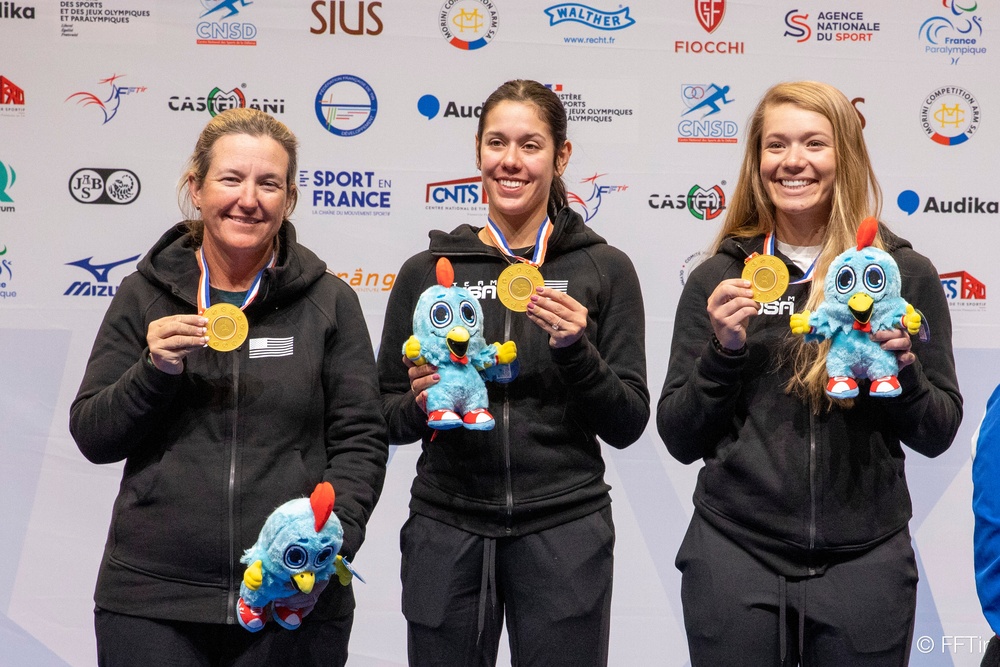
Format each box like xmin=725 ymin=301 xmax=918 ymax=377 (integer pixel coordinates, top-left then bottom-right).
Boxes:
xmin=65 ymin=74 xmax=147 ymax=125
xmin=676 ymin=0 xmax=744 ymax=54
xmin=69 ymin=168 xmax=141 ymax=205
xmin=897 ymin=189 xmax=998 ymax=216
xmin=919 ymin=0 xmax=984 ymax=65
xmin=64 ymin=254 xmax=140 ymax=297
xmin=919 ymin=86 xmax=979 ymax=146
xmin=298 ymin=167 xmax=391 ymax=216
xmin=417 ymin=94 xmax=482 ymax=120
xmin=940 ymin=271 xmax=986 ymax=311
xmin=0 ymin=245 xmax=13 ymax=299
xmin=648 ymin=182 xmax=728 ymax=220
xmin=0 ymin=2 xmax=34 ymax=19
xmin=782 ymin=9 xmax=880 ymax=43
xmin=544 ymin=3 xmax=634 ymax=30
xmin=315 ymin=75 xmax=377 ymax=136
xmin=0 ymin=160 xmax=15 ymax=212
xmin=440 ymin=0 xmax=497 ymax=50
xmin=567 ymin=173 xmax=627 ymax=223
xmin=310 ymin=1 xmax=383 ymax=35
xmin=678 ymin=83 xmax=738 ymax=143
xmin=168 ymin=84 xmax=285 ymax=116
xmin=196 ymin=0 xmax=257 ymax=45
xmin=0 ymin=75 xmax=25 ymax=117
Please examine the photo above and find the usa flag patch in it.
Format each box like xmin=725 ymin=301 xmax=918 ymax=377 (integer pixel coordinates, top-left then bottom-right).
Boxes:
xmin=248 ymin=337 xmax=294 ymax=359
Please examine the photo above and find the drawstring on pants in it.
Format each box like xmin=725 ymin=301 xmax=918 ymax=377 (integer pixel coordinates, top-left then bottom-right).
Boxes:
xmin=778 ymin=574 xmax=808 ymax=666
xmin=477 ymin=537 xmax=497 ymax=644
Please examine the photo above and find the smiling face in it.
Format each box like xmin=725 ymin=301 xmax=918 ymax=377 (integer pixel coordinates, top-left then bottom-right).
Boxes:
xmin=477 ymin=100 xmax=570 ymax=233
xmin=759 ymin=103 xmax=837 ymax=234
xmin=189 ymin=132 xmax=291 ymax=267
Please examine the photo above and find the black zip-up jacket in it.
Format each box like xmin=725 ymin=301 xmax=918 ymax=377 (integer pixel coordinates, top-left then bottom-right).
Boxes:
xmin=657 ymin=227 xmax=962 ymax=575
xmin=70 ymin=221 xmax=388 ymax=623
xmin=378 ymin=208 xmax=650 ymax=537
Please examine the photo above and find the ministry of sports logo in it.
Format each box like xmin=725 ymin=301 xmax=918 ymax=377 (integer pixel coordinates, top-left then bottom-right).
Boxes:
xmin=315 ymin=75 xmax=377 ymax=136
xmin=440 ymin=0 xmax=497 ymax=50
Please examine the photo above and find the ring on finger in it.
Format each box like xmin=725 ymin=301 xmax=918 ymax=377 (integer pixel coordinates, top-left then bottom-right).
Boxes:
xmin=552 ymin=320 xmax=560 ymax=331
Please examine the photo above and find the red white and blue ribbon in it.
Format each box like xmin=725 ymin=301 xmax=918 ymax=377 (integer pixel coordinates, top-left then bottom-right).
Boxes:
xmin=763 ymin=231 xmax=817 ymax=285
xmin=485 ymin=217 xmax=552 ymax=267
xmin=195 ymin=246 xmax=276 ymax=314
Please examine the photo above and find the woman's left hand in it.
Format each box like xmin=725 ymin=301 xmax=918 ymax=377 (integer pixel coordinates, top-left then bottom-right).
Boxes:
xmin=872 ymin=328 xmax=916 ymax=370
xmin=526 ymin=286 xmax=587 ymax=349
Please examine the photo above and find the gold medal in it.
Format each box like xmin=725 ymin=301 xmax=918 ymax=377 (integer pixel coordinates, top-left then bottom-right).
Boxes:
xmin=742 ymin=254 xmax=789 ymax=303
xmin=497 ymin=263 xmax=544 ymax=312
xmin=203 ymin=303 xmax=249 ymax=352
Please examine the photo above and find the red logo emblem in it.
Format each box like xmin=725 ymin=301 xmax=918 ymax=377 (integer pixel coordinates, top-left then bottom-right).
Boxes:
xmin=695 ymin=0 xmax=726 ymax=34
xmin=940 ymin=271 xmax=986 ymax=300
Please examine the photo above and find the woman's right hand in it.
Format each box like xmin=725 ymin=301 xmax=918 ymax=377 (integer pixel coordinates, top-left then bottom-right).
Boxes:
xmin=147 ymin=314 xmax=209 ymax=375
xmin=707 ymin=278 xmax=758 ymax=351
xmin=403 ymin=358 xmax=439 ymax=414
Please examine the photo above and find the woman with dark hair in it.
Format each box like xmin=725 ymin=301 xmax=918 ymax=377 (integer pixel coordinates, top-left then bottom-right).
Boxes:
xmin=658 ymin=81 xmax=962 ymax=665
xmin=378 ymin=79 xmax=649 ymax=666
xmin=70 ymin=108 xmax=388 ymax=666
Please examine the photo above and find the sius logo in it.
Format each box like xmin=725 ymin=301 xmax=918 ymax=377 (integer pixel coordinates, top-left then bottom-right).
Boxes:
xmin=315 ymin=75 xmax=377 ymax=136
xmin=897 ymin=189 xmax=998 ymax=216
xmin=678 ymin=83 xmax=738 ymax=143
xmin=299 ymin=168 xmax=391 ymax=216
xmin=417 ymin=94 xmax=482 ymax=120
xmin=543 ymin=4 xmax=634 ymax=31
xmin=197 ymin=0 xmax=257 ymax=46
xmin=919 ymin=86 xmax=979 ymax=146
xmin=64 ymin=254 xmax=140 ymax=297
xmin=440 ymin=0 xmax=498 ymax=50
xmin=69 ymin=168 xmax=141 ymax=205
xmin=311 ymin=1 xmax=383 ymax=35
xmin=65 ymin=73 xmax=147 ymax=125
xmin=567 ymin=173 xmax=627 ymax=223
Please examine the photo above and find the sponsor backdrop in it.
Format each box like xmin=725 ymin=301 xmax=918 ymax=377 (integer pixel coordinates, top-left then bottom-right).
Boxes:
xmin=0 ymin=1 xmax=996 ymax=665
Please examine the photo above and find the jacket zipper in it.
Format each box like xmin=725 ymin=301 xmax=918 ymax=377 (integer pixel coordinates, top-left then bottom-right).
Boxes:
xmin=808 ymin=411 xmax=817 ymax=576
xmin=502 ymin=307 xmax=513 ymax=533
xmin=226 ymin=352 xmax=241 ymax=622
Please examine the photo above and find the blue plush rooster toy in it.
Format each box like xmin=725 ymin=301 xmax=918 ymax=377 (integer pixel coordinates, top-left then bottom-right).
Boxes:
xmin=790 ymin=217 xmax=923 ymax=399
xmin=404 ymin=257 xmax=517 ymax=430
xmin=236 ymin=482 xmax=356 ymax=632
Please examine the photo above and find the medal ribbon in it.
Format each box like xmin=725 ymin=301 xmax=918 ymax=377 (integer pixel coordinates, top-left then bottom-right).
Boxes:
xmin=195 ymin=247 xmax=277 ymax=315
xmin=485 ymin=217 xmax=552 ymax=267
xmin=763 ymin=232 xmax=817 ymax=285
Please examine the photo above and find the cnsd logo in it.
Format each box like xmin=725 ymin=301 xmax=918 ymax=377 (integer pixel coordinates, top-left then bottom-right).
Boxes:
xmin=315 ymin=75 xmax=377 ymax=136
xmin=440 ymin=0 xmax=498 ymax=50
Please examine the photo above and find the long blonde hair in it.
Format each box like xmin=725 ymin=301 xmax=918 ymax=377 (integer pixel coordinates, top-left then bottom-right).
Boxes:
xmin=713 ymin=81 xmax=884 ymax=411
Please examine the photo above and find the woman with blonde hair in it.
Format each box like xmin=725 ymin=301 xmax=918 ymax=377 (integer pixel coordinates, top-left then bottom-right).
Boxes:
xmin=657 ymin=81 xmax=962 ymax=665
